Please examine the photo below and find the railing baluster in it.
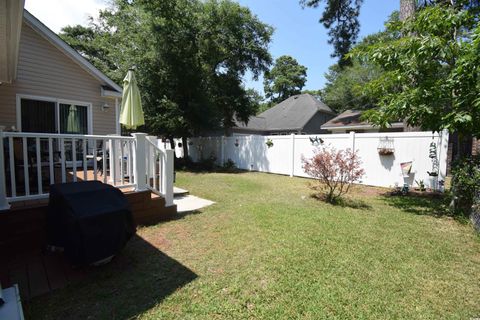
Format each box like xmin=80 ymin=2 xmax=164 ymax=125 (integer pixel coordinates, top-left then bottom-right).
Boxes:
xmin=93 ymin=139 xmax=97 ymax=181
xmin=102 ymin=139 xmax=107 ymax=183
xmin=8 ymin=137 xmax=16 ymax=197
xmin=60 ymin=138 xmax=66 ymax=183
xmin=129 ymin=141 xmax=134 ymax=184
xmin=159 ymin=152 xmax=163 ymax=194
xmin=22 ymin=137 xmax=29 ymax=196
xmin=111 ymin=139 xmax=117 ymax=186
xmin=146 ymin=143 xmax=151 ymax=188
xmin=120 ymin=141 xmax=125 ymax=185
xmin=48 ymin=138 xmax=54 ymax=185
xmin=72 ymin=138 xmax=77 ymax=182
xmin=153 ymin=149 xmax=157 ymax=191
xmin=82 ymin=139 xmax=87 ymax=181
xmin=36 ymin=137 xmax=42 ymax=194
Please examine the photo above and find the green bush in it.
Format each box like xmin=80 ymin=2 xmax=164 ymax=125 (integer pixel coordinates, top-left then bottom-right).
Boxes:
xmin=223 ymin=159 xmax=236 ymax=170
xmin=198 ymin=154 xmax=217 ymax=171
xmin=450 ymin=156 xmax=480 ymax=216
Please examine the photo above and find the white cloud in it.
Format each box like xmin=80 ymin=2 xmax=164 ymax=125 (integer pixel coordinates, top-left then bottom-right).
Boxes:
xmin=25 ymin=0 xmax=108 ymax=33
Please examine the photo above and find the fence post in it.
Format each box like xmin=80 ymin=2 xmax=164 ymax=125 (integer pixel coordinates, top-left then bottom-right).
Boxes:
xmin=438 ymin=129 xmax=449 ymax=185
xmin=221 ymin=136 xmax=225 ymax=165
xmin=350 ymin=131 xmax=356 ymax=150
xmin=0 ymin=126 xmax=10 ymax=210
xmin=162 ymin=149 xmax=174 ymax=207
xmin=290 ymin=133 xmax=295 ymax=177
xmin=132 ymin=133 xmax=148 ymax=191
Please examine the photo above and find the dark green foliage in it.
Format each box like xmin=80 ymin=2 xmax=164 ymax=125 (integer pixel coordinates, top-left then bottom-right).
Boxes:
xmin=256 ymin=101 xmax=272 ymax=115
xmin=351 ymin=5 xmax=480 ymax=138
xmin=300 ymin=0 xmax=363 ymax=66
xmin=321 ymin=16 xmax=399 ymax=112
xmin=451 ymin=157 xmax=480 ymax=216
xmin=59 ymin=0 xmax=273 ymax=143
xmin=322 ymin=60 xmax=382 ymax=112
xmin=263 ymin=55 xmax=307 ymax=103
xmin=222 ymin=158 xmax=236 ymax=170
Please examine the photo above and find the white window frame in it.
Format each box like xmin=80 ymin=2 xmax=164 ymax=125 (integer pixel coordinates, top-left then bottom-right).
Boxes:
xmin=16 ymin=94 xmax=93 ymax=134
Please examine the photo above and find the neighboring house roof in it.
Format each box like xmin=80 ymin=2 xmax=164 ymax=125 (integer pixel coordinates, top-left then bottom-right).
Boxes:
xmin=23 ymin=10 xmax=122 ymax=96
xmin=235 ymin=93 xmax=336 ymax=132
xmin=321 ymin=110 xmax=404 ymax=131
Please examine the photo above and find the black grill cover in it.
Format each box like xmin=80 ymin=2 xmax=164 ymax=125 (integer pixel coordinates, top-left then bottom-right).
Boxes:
xmin=47 ymin=181 xmax=135 ymax=265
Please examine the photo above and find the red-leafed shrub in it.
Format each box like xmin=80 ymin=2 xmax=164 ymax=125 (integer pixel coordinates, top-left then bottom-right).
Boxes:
xmin=302 ymin=146 xmax=365 ymax=203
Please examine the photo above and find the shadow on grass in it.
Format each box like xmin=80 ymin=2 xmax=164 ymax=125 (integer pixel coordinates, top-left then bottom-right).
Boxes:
xmin=310 ymin=193 xmax=372 ymax=210
xmin=171 ymin=209 xmax=203 ymax=220
xmin=28 ymin=235 xmax=197 ymax=320
xmin=176 ymin=167 xmax=248 ymax=175
xmin=380 ymin=192 xmax=452 ymax=218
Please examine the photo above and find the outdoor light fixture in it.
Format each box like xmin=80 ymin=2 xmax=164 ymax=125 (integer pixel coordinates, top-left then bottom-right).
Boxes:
xmin=101 ymin=103 xmax=110 ymax=111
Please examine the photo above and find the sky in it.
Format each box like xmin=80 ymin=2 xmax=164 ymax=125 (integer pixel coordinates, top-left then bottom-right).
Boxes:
xmin=25 ymin=0 xmax=398 ymax=95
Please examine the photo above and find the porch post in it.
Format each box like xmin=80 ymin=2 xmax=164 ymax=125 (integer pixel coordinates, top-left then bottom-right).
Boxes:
xmin=0 ymin=126 xmax=10 ymax=210
xmin=132 ymin=133 xmax=148 ymax=191
xmin=162 ymin=149 xmax=174 ymax=207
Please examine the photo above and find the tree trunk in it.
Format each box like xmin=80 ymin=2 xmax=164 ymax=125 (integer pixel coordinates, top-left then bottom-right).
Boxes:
xmin=400 ymin=0 xmax=417 ymax=131
xmin=182 ymin=136 xmax=189 ymax=161
xmin=399 ymin=0 xmax=416 ymax=21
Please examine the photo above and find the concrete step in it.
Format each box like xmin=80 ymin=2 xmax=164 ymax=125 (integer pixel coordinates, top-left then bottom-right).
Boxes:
xmin=173 ymin=195 xmax=214 ymax=213
xmin=174 ymin=187 xmax=189 ymax=197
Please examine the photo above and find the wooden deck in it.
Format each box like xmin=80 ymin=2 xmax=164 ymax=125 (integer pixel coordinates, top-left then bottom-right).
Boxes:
xmin=1 ymin=170 xmax=177 ymax=301
xmin=0 ymin=251 xmax=86 ymax=301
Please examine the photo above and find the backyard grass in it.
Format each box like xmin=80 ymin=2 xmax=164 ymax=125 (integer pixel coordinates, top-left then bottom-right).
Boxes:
xmin=28 ymin=172 xmax=480 ymax=319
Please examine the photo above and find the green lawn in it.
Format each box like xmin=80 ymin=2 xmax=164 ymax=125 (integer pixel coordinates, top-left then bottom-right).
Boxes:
xmin=29 ymin=172 xmax=480 ymax=319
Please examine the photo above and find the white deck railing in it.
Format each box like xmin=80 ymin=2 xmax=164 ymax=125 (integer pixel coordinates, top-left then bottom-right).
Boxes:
xmin=0 ymin=128 xmax=174 ymax=210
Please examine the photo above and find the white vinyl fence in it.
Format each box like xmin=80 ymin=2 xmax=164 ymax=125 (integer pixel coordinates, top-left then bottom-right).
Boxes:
xmin=182 ymin=131 xmax=449 ymax=190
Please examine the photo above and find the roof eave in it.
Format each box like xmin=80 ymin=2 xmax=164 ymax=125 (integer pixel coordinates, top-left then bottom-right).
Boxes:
xmin=321 ymin=122 xmax=405 ymax=130
xmin=101 ymin=87 xmax=122 ymax=98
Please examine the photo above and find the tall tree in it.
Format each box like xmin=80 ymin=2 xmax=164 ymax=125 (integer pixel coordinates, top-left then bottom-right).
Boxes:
xmin=300 ymin=0 xmax=420 ymax=65
xmin=321 ymin=14 xmax=400 ymax=113
xmin=399 ymin=0 xmax=416 ymax=21
xmin=263 ymin=55 xmax=307 ymax=103
xmin=350 ymin=4 xmax=480 ymax=151
xmin=300 ymin=0 xmax=363 ymax=66
xmin=60 ymin=0 xmax=273 ymax=157
xmin=322 ymin=60 xmax=382 ymax=112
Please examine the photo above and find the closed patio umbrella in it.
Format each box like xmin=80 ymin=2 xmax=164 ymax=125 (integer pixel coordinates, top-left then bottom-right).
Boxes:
xmin=67 ymin=105 xmax=80 ymax=133
xmin=120 ymin=68 xmax=145 ymax=129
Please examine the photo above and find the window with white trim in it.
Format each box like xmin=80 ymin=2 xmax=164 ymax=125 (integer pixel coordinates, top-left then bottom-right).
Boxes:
xmin=19 ymin=97 xmax=90 ymax=134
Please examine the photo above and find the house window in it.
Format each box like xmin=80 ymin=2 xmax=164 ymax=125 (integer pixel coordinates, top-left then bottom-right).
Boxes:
xmin=59 ymin=103 xmax=88 ymax=134
xmin=20 ymin=99 xmax=56 ymax=133
xmin=18 ymin=96 xmax=91 ymax=134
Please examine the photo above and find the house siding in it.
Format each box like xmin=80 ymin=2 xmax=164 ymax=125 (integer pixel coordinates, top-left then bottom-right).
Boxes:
xmin=0 ymin=23 xmax=117 ymax=135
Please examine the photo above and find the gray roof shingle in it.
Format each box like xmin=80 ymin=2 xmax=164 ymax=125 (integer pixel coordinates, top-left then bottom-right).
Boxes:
xmin=235 ymin=93 xmax=335 ymax=132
